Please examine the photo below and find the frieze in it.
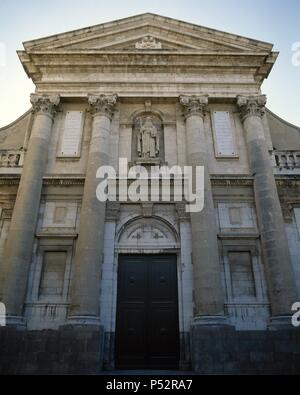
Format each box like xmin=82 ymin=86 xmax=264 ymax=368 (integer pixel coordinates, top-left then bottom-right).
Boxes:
xmin=0 ymin=151 xmax=23 ymax=168
xmin=0 ymin=175 xmax=298 ymax=191
xmin=211 ymin=176 xmax=254 ymax=187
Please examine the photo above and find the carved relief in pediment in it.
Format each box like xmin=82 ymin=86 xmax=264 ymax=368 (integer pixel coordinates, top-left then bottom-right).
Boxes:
xmin=118 ymin=218 xmax=178 ymax=248
xmin=135 ymin=36 xmax=162 ymax=49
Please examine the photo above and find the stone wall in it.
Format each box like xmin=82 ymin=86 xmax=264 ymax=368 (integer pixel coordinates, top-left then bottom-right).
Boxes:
xmin=0 ymin=325 xmax=104 ymax=375
xmin=191 ymin=326 xmax=300 ymax=375
xmin=1 ymin=325 xmax=300 ymax=375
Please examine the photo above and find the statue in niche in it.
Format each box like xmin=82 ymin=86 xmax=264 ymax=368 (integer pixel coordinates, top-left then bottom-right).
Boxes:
xmin=137 ymin=117 xmax=160 ymax=159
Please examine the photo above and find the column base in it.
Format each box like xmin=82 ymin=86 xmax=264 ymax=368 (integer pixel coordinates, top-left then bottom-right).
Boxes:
xmin=66 ymin=315 xmax=101 ymax=327
xmin=193 ymin=315 xmax=231 ymax=327
xmin=268 ymin=315 xmax=295 ymax=331
xmin=5 ymin=315 xmax=27 ymax=330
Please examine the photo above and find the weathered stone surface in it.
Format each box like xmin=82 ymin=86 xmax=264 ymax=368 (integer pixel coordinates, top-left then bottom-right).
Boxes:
xmin=237 ymin=95 xmax=298 ymax=318
xmin=191 ymin=326 xmax=300 ymax=375
xmin=0 ymin=14 xmax=299 ymax=375
xmin=180 ymin=96 xmax=225 ymax=319
xmin=68 ymin=95 xmax=117 ymax=323
xmin=0 ymin=325 xmax=104 ymax=375
xmin=1 ymin=95 xmax=60 ymax=321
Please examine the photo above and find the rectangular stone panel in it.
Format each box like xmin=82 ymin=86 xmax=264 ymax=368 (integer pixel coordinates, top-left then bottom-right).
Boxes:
xmin=60 ymin=111 xmax=83 ymax=157
xmin=228 ymin=251 xmax=256 ymax=298
xmin=212 ymin=111 xmax=237 ymax=157
xmin=39 ymin=251 xmax=67 ymax=297
xmin=217 ymin=203 xmax=257 ymax=229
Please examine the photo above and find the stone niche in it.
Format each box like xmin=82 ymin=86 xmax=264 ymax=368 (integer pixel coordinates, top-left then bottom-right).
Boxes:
xmin=131 ymin=112 xmax=165 ymax=166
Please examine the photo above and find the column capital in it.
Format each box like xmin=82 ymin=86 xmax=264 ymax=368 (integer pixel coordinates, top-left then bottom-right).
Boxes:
xmin=179 ymin=95 xmax=209 ymax=120
xmin=88 ymin=94 xmax=118 ymax=120
xmin=30 ymin=93 xmax=60 ymax=117
xmin=237 ymin=95 xmax=267 ymax=122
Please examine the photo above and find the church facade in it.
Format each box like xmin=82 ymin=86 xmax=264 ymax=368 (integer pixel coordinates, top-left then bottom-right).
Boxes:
xmin=0 ymin=13 xmax=300 ymax=374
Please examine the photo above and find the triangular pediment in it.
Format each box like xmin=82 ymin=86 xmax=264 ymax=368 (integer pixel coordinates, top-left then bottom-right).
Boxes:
xmin=22 ymin=13 xmax=273 ymax=53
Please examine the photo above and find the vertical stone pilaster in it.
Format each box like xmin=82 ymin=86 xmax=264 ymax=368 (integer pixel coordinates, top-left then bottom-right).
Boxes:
xmin=179 ymin=96 xmax=226 ymax=325
xmin=68 ymin=94 xmax=118 ymax=325
xmin=2 ymin=94 xmax=60 ymax=326
xmin=237 ymin=95 xmax=297 ymax=325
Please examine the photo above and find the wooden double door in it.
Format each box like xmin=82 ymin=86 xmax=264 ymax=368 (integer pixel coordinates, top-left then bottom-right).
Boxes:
xmin=115 ymin=255 xmax=180 ymax=370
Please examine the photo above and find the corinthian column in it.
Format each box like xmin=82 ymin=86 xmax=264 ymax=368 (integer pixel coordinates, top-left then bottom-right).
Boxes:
xmin=180 ymin=96 xmax=226 ymax=325
xmin=2 ymin=94 xmax=60 ymax=326
xmin=68 ymin=94 xmax=118 ymax=325
xmin=237 ymin=95 xmax=297 ymax=326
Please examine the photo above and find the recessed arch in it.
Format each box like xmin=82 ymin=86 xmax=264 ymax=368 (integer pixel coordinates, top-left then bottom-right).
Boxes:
xmin=130 ymin=108 xmax=165 ymax=124
xmin=117 ymin=215 xmax=179 ymax=248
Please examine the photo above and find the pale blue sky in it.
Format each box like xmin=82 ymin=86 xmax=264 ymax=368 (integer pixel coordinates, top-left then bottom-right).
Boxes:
xmin=0 ymin=0 xmax=299 ymax=127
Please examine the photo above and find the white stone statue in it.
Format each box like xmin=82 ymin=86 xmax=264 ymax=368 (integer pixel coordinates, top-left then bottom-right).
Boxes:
xmin=138 ymin=117 xmax=160 ymax=159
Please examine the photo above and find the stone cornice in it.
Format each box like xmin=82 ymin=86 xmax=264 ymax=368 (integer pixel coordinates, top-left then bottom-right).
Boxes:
xmin=19 ymin=51 xmax=277 ymax=87
xmin=237 ymin=95 xmax=267 ymax=122
xmin=36 ymin=233 xmax=78 ymax=239
xmin=276 ymin=177 xmax=300 ymax=189
xmin=218 ymin=233 xmax=260 ymax=240
xmin=88 ymin=94 xmax=118 ymax=120
xmin=30 ymin=93 xmax=60 ymax=118
xmin=211 ymin=176 xmax=254 ymax=187
xmin=0 ymin=176 xmax=85 ymax=186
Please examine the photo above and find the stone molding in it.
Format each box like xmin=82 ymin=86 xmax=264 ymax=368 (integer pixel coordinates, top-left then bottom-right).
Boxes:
xmin=176 ymin=203 xmax=191 ymax=221
xmin=88 ymin=94 xmax=118 ymax=120
xmin=36 ymin=233 xmax=78 ymax=239
xmin=211 ymin=176 xmax=254 ymax=187
xmin=237 ymin=95 xmax=267 ymax=122
xmin=106 ymin=202 xmax=120 ymax=221
xmin=179 ymin=95 xmax=209 ymax=120
xmin=30 ymin=94 xmax=60 ymax=118
xmin=0 ymin=175 xmax=299 ymax=190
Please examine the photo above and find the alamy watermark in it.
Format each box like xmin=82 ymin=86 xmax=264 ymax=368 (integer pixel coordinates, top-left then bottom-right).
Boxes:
xmin=292 ymin=303 xmax=300 ymax=328
xmin=96 ymin=158 xmax=204 ymax=213
xmin=292 ymin=42 xmax=300 ymax=66
xmin=0 ymin=303 xmax=6 ymax=327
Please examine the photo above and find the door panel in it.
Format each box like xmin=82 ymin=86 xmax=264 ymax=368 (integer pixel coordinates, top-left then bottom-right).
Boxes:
xmin=115 ymin=255 xmax=180 ymax=370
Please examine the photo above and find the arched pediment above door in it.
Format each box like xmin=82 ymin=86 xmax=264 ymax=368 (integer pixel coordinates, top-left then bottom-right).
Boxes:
xmin=117 ymin=217 xmax=179 ymax=249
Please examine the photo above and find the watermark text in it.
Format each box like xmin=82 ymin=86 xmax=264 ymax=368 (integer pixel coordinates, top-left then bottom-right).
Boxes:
xmin=292 ymin=302 xmax=300 ymax=327
xmin=96 ymin=158 xmax=205 ymax=213
xmin=292 ymin=42 xmax=300 ymax=66
xmin=0 ymin=303 xmax=6 ymax=327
